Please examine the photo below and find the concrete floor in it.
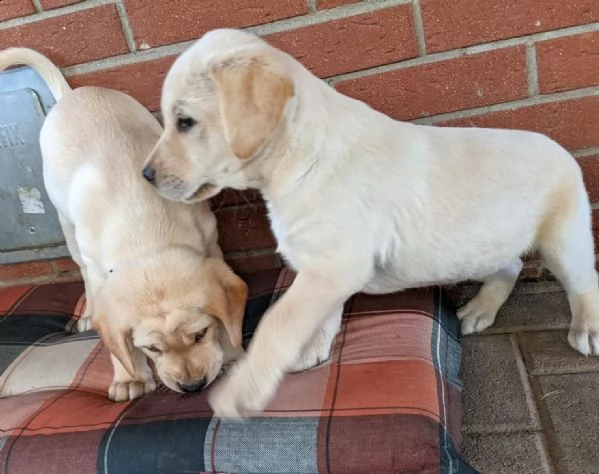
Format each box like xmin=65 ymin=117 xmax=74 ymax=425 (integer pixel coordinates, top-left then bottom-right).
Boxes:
xmin=456 ymin=281 xmax=599 ymax=474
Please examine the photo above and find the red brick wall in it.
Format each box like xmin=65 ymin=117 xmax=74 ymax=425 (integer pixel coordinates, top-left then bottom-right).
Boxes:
xmin=1 ymin=0 xmax=599 ymax=284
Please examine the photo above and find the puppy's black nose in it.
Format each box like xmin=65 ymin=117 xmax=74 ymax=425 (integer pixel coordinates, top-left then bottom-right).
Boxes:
xmin=178 ymin=377 xmax=207 ymax=393
xmin=142 ymin=165 xmax=156 ymax=184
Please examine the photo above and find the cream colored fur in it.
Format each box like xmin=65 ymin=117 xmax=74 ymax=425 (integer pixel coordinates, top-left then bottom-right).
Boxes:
xmin=0 ymin=48 xmax=248 ymax=401
xmin=144 ymin=29 xmax=599 ymax=418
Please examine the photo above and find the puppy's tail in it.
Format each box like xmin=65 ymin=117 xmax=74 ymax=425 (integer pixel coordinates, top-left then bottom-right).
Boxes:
xmin=0 ymin=48 xmax=71 ymax=101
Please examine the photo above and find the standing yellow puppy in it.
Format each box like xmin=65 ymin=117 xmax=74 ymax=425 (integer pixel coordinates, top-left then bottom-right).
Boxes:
xmin=144 ymin=29 xmax=598 ymax=418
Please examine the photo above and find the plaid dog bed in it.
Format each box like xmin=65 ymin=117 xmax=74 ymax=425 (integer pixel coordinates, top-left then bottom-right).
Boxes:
xmin=0 ymin=268 xmax=476 ymax=473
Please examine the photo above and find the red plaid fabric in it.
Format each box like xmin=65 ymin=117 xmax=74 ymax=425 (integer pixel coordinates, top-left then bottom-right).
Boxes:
xmin=0 ymin=268 xmax=475 ymax=473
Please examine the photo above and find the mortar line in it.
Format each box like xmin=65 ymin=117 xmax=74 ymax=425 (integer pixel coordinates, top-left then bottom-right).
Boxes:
xmin=530 ymin=366 xmax=599 ymax=376
xmin=479 ymin=326 xmax=570 ymax=336
xmin=527 ymin=375 xmax=566 ymax=472
xmin=411 ymin=0 xmax=426 ymax=56
xmin=526 ymin=42 xmax=539 ymax=96
xmin=330 ymin=21 xmax=599 ymax=85
xmin=0 ymin=0 xmax=410 ymax=35
xmin=0 ymin=0 xmax=114 ymax=30
xmin=462 ymin=425 xmax=544 ymax=435
xmin=114 ymin=1 xmax=136 ymax=52
xmin=572 ymin=146 xmax=599 ymax=158
xmin=510 ymin=334 xmax=557 ymax=473
xmin=248 ymin=0 xmax=411 ymax=35
xmin=63 ymin=41 xmax=194 ymax=76
xmin=512 ymin=334 xmax=544 ymax=429
xmin=58 ymin=14 xmax=598 ymax=81
xmin=410 ymin=85 xmax=599 ymax=124
xmin=62 ymin=0 xmax=406 ymax=77
xmin=31 ymin=0 xmax=44 ymax=13
xmin=212 ymin=199 xmax=266 ymax=212
xmin=306 ymin=0 xmax=317 ymax=13
xmin=223 ymin=247 xmax=278 ymax=260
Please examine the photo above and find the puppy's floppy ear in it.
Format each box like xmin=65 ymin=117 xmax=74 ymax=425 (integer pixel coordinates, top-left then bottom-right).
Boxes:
xmin=203 ymin=258 xmax=248 ymax=348
xmin=92 ymin=303 xmax=135 ymax=377
xmin=209 ymin=49 xmax=295 ymax=160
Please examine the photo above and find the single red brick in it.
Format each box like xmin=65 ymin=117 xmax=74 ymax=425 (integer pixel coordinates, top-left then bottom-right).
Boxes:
xmin=577 ymin=156 xmax=599 ymax=203
xmin=216 ymin=204 xmax=276 ymax=252
xmin=51 ymin=258 xmax=81 ymax=274
xmin=266 ymin=5 xmax=417 ymax=78
xmin=0 ymin=0 xmax=35 ymax=21
xmin=225 ymin=252 xmax=281 ymax=274
xmin=520 ymin=263 xmax=541 ymax=280
xmin=124 ymin=0 xmax=307 ymax=49
xmin=421 ymin=0 xmax=599 ymax=53
xmin=39 ymin=0 xmax=82 ymax=10
xmin=336 ymin=46 xmax=527 ymax=121
xmin=537 ymin=31 xmax=599 ymax=94
xmin=443 ymin=95 xmax=599 ymax=151
xmin=316 ymin=0 xmax=360 ymax=10
xmin=211 ymin=189 xmax=263 ymax=210
xmin=0 ymin=5 xmax=128 ymax=67
xmin=70 ymin=55 xmax=175 ymax=111
xmin=0 ymin=261 xmax=53 ymax=281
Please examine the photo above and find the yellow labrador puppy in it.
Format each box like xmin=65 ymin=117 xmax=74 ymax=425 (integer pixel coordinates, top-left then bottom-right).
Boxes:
xmin=144 ymin=29 xmax=599 ymax=417
xmin=0 ymin=48 xmax=248 ymax=402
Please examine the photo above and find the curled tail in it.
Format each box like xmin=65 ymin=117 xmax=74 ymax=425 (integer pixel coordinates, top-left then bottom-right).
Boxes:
xmin=0 ymin=47 xmax=71 ymax=101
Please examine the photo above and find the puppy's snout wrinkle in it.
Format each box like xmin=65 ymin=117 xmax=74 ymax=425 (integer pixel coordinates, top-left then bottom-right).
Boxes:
xmin=143 ymin=165 xmax=156 ymax=184
xmin=178 ymin=377 xmax=207 ymax=393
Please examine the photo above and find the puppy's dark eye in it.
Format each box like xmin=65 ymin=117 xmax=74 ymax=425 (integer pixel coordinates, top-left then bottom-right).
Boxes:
xmin=176 ymin=116 xmax=196 ymax=132
xmin=194 ymin=328 xmax=208 ymax=343
xmin=145 ymin=345 xmax=162 ymax=354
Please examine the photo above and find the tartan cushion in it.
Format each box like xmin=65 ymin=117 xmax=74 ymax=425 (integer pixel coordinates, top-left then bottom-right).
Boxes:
xmin=0 ymin=268 xmax=476 ymax=473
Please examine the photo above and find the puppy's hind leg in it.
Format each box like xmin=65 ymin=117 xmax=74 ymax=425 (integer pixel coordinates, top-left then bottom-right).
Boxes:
xmin=458 ymin=258 xmax=523 ymax=334
xmin=57 ymin=214 xmax=94 ymax=332
xmin=538 ymin=181 xmax=599 ymax=356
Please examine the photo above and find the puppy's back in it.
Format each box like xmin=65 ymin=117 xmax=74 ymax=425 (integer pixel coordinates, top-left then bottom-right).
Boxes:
xmin=41 ymin=87 xmax=161 ymax=185
xmin=41 ymin=87 xmax=217 ymax=261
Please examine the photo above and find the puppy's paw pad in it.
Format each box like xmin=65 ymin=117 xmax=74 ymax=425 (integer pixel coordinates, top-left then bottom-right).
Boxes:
xmin=77 ymin=316 xmax=94 ymax=333
xmin=109 ymin=379 xmax=156 ymax=402
xmin=568 ymin=328 xmax=599 ymax=356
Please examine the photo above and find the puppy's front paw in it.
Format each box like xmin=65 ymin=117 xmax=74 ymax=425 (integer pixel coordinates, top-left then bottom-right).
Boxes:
xmin=77 ymin=316 xmax=94 ymax=333
xmin=109 ymin=377 xmax=156 ymax=402
xmin=457 ymin=297 xmax=498 ymax=335
xmin=568 ymin=326 xmax=599 ymax=356
xmin=208 ymin=361 xmax=281 ymax=419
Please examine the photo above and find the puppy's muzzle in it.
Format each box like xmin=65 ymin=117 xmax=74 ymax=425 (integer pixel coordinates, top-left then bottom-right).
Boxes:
xmin=178 ymin=377 xmax=207 ymax=393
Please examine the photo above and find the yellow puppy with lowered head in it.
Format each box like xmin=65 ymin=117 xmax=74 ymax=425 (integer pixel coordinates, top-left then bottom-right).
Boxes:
xmin=0 ymin=48 xmax=248 ymax=401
